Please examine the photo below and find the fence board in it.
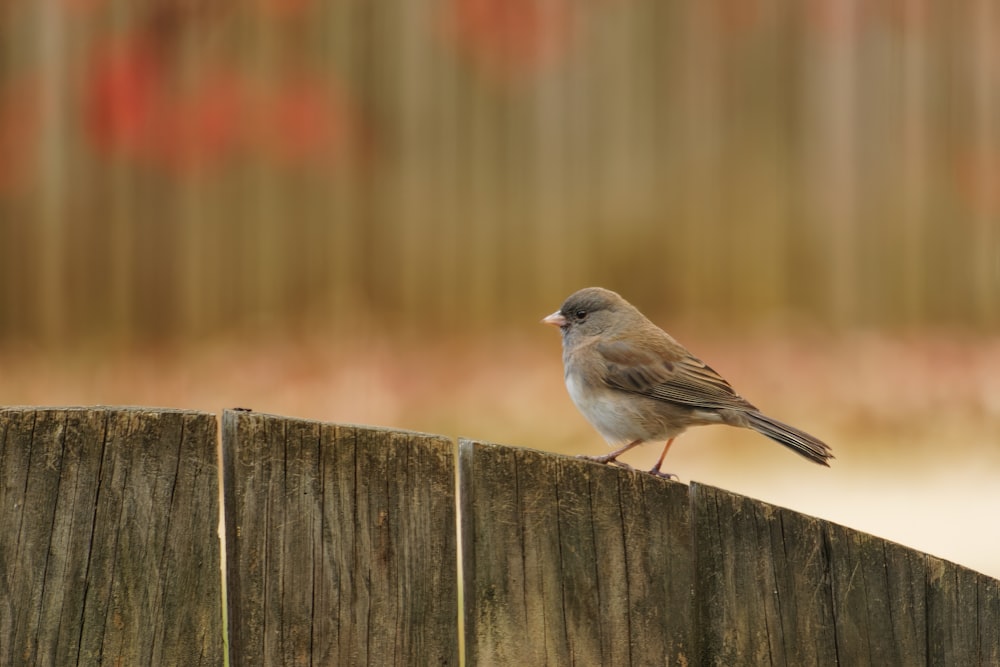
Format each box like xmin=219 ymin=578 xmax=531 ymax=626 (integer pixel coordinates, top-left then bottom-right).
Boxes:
xmin=222 ymin=410 xmax=458 ymax=667
xmin=0 ymin=407 xmax=222 ymax=666
xmin=691 ymin=483 xmax=839 ymax=666
xmin=826 ymin=520 xmax=928 ymax=665
xmin=459 ymin=440 xmax=694 ymax=666
xmin=976 ymin=573 xmax=1000 ymax=665
xmin=926 ymin=556 xmax=993 ymax=666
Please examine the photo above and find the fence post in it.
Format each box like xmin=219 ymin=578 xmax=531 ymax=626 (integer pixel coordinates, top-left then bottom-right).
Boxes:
xmin=0 ymin=407 xmax=223 ymax=666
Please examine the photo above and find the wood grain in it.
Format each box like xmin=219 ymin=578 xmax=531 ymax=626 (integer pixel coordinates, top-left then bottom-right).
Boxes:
xmin=0 ymin=407 xmax=222 ymax=666
xmin=926 ymin=555 xmax=995 ymax=666
xmin=826 ymin=520 xmax=927 ymax=665
xmin=460 ymin=440 xmax=693 ymax=666
xmin=222 ymin=410 xmax=458 ymax=666
xmin=691 ymin=483 xmax=839 ymax=666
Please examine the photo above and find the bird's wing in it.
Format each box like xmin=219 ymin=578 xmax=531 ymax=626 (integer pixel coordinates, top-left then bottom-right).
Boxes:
xmin=595 ymin=339 xmax=756 ymax=411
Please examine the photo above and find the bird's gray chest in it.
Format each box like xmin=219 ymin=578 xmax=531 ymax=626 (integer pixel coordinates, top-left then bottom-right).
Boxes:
xmin=564 ymin=367 xmax=636 ymax=443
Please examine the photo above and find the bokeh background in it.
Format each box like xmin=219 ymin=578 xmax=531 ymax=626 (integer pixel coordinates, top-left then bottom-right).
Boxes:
xmin=1 ymin=1 xmax=999 ymax=577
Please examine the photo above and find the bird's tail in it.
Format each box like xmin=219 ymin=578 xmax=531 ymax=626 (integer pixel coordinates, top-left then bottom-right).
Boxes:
xmin=744 ymin=412 xmax=833 ymax=466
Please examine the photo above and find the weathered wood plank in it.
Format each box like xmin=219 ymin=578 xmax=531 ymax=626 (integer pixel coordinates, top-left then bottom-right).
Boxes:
xmin=615 ymin=461 xmax=694 ymax=665
xmin=826 ymin=520 xmax=928 ymax=666
xmin=691 ymin=483 xmax=838 ymax=666
xmin=692 ymin=483 xmax=777 ymax=666
xmin=766 ymin=501 xmax=838 ymax=664
xmin=222 ymin=410 xmax=458 ymax=666
xmin=460 ymin=440 xmax=693 ymax=666
xmin=976 ymin=572 xmax=1000 ymax=665
xmin=0 ymin=407 xmax=222 ymax=666
xmin=926 ymin=556 xmax=991 ymax=666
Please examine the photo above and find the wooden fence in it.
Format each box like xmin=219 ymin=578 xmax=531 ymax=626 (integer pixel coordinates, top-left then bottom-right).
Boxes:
xmin=2 ymin=406 xmax=997 ymax=665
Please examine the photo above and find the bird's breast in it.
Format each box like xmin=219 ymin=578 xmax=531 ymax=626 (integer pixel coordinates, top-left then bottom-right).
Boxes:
xmin=565 ymin=369 xmax=656 ymax=444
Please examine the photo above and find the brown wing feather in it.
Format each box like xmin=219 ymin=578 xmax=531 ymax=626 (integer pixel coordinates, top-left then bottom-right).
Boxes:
xmin=596 ymin=339 xmax=757 ymax=412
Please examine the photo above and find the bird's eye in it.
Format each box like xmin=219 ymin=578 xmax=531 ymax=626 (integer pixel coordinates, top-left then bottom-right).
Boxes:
xmin=574 ymin=309 xmax=588 ymax=320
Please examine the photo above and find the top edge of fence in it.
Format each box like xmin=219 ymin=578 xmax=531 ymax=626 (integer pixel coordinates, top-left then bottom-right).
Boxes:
xmin=221 ymin=407 xmax=454 ymax=442
xmin=0 ymin=405 xmax=216 ymax=416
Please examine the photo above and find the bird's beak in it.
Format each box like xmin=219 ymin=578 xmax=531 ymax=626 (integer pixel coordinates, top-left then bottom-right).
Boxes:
xmin=542 ymin=311 xmax=567 ymax=327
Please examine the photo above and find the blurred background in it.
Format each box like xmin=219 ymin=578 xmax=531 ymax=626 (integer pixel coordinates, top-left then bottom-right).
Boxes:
xmin=1 ymin=0 xmax=998 ymax=577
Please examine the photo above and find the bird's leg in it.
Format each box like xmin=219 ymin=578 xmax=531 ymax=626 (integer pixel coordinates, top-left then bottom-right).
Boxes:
xmin=649 ymin=437 xmax=679 ymax=480
xmin=579 ymin=439 xmax=644 ymax=465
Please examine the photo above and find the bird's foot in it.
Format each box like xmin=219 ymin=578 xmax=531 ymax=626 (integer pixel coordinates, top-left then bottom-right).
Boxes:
xmin=648 ymin=468 xmax=679 ymax=481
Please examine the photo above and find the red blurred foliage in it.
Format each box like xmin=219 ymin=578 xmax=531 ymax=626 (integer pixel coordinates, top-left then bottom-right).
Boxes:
xmin=441 ymin=0 xmax=577 ymax=83
xmin=151 ymin=70 xmax=246 ymax=172
xmin=83 ymin=31 xmax=357 ymax=175
xmin=84 ymin=37 xmax=163 ymax=161
xmin=256 ymin=78 xmax=354 ymax=167
xmin=0 ymin=78 xmax=40 ymax=195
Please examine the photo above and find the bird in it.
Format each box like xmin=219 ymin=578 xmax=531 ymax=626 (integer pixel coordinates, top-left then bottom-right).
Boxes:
xmin=542 ymin=287 xmax=833 ymax=478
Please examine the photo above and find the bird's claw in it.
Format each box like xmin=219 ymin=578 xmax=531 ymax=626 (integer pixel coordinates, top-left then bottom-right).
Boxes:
xmin=648 ymin=469 xmax=679 ymax=481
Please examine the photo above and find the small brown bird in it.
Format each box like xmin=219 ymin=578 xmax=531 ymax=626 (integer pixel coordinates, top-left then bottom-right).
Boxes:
xmin=543 ymin=287 xmax=833 ymax=477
